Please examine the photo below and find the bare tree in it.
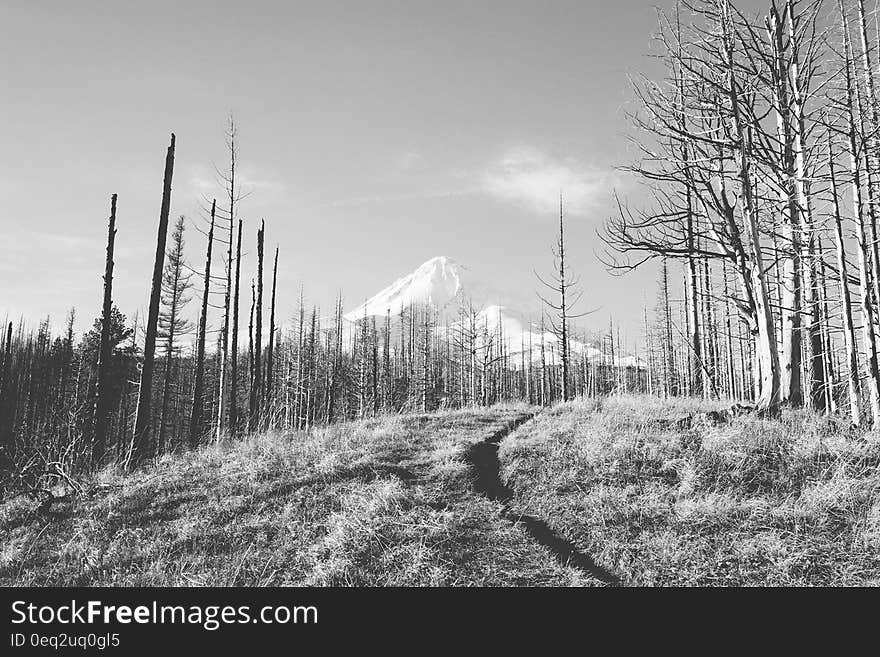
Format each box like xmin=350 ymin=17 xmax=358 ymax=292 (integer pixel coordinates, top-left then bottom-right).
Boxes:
xmin=828 ymin=128 xmax=861 ymax=424
xmin=230 ymin=218 xmax=243 ymax=436
xmin=189 ymin=200 xmax=215 ymax=448
xmin=215 ymin=116 xmax=241 ymax=442
xmin=131 ymin=133 xmax=175 ymax=466
xmin=250 ymin=220 xmax=264 ymax=430
xmin=157 ymin=215 xmax=193 ymax=453
xmin=265 ymin=245 xmax=279 ymax=413
xmin=840 ymin=0 xmax=880 ymax=422
xmin=92 ymin=193 xmax=117 ymax=465
xmin=537 ymin=193 xmax=585 ymax=402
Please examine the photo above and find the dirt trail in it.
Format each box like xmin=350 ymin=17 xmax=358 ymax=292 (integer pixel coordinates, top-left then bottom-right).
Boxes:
xmin=465 ymin=413 xmax=623 ymax=586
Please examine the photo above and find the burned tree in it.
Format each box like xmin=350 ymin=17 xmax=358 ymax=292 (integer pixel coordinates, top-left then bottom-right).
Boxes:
xmin=230 ymin=218 xmax=243 ymax=435
xmin=537 ymin=193 xmax=585 ymax=402
xmin=189 ymin=199 xmax=215 ymax=448
xmin=249 ymin=220 xmax=265 ymax=430
xmin=91 ymin=193 xmax=117 ymax=465
xmin=265 ymin=245 xmax=279 ymax=414
xmin=131 ymin=133 xmax=176 ymax=466
xmin=157 ymin=215 xmax=193 ymax=453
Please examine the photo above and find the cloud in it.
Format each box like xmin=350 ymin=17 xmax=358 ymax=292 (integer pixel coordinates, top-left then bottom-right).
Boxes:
xmin=481 ymin=147 xmax=614 ymax=217
xmin=329 ymin=188 xmax=476 ymax=208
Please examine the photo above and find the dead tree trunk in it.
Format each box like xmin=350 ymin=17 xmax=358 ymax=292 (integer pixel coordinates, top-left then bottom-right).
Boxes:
xmin=558 ymin=195 xmax=570 ymax=401
xmin=157 ymin=216 xmax=191 ymax=454
xmin=843 ymin=4 xmax=880 ymax=424
xmin=265 ymin=246 xmax=278 ymax=414
xmin=829 ymin=130 xmax=861 ymax=424
xmin=92 ymin=193 xmax=117 ymax=465
xmin=248 ymin=278 xmax=255 ymax=417
xmin=0 ymin=321 xmax=12 ymax=456
xmin=250 ymin=220 xmax=264 ymax=430
xmin=536 ymin=192 xmax=575 ymax=402
xmin=131 ymin=133 xmax=175 ymax=466
xmin=189 ymin=200 xmax=215 ymax=448
xmin=783 ymin=1 xmax=825 ymax=412
xmin=421 ymin=309 xmax=430 ymax=412
xmin=817 ymin=237 xmax=836 ymax=414
xmin=768 ymin=2 xmax=803 ymax=407
xmin=856 ymin=0 xmax=880 ymax=310
xmin=230 ymin=218 xmax=242 ymax=436
xmin=803 ymin=178 xmax=827 ymax=413
xmin=674 ymin=27 xmax=703 ymax=398
xmin=215 ymin=118 xmax=238 ymax=442
xmin=722 ymin=2 xmax=780 ymax=413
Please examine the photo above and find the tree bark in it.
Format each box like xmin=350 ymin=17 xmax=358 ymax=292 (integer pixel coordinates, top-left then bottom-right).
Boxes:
xmin=768 ymin=2 xmax=803 ymax=407
xmin=856 ymin=0 xmax=880 ymax=311
xmin=230 ymin=219 xmax=242 ymax=436
xmin=131 ymin=133 xmax=175 ymax=466
xmin=92 ymin=193 xmax=117 ymax=465
xmin=721 ymin=1 xmax=780 ymax=413
xmin=265 ymin=246 xmax=278 ymax=412
xmin=189 ymin=199 xmax=215 ymax=448
xmin=829 ymin=130 xmax=861 ymax=425
xmin=251 ymin=220 xmax=264 ymax=430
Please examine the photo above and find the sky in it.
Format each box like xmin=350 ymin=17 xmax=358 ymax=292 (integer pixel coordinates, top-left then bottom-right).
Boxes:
xmin=0 ymin=0 xmax=767 ymax=347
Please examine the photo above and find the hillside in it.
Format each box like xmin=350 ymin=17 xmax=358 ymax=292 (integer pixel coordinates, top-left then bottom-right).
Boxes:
xmin=0 ymin=406 xmax=595 ymax=586
xmin=4 ymin=396 xmax=880 ymax=586
xmin=501 ymin=397 xmax=880 ymax=585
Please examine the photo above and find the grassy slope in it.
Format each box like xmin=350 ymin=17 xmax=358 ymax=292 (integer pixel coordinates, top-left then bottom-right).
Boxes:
xmin=500 ymin=395 xmax=880 ymax=586
xmin=6 ymin=395 xmax=880 ymax=586
xmin=1 ymin=406 xmax=591 ymax=586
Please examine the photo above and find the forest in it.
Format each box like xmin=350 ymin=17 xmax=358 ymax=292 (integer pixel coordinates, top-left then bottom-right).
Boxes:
xmin=3 ymin=0 xmax=880 ymax=505
xmin=605 ymin=0 xmax=880 ymax=421
xmin=0 ymin=121 xmax=638 ymax=497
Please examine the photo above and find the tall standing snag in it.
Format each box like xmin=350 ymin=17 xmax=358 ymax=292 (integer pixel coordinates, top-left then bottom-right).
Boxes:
xmin=0 ymin=321 xmax=11 ymax=455
xmin=250 ymin=220 xmax=264 ymax=430
xmin=841 ymin=0 xmax=880 ymax=424
xmin=157 ymin=215 xmax=193 ymax=453
xmin=230 ymin=218 xmax=243 ymax=436
xmin=215 ymin=116 xmax=240 ymax=442
xmin=131 ymin=133 xmax=176 ymax=466
xmin=828 ymin=130 xmax=861 ymax=425
xmin=855 ymin=0 xmax=880 ymax=311
xmin=536 ymin=192 xmax=583 ymax=402
xmin=92 ymin=193 xmax=117 ymax=466
xmin=673 ymin=5 xmax=703 ymax=398
xmin=782 ymin=0 xmax=825 ymax=412
xmin=189 ymin=200 xmax=215 ymax=448
xmin=265 ymin=245 xmax=279 ymax=413
xmin=767 ymin=0 xmax=803 ymax=407
xmin=722 ymin=0 xmax=781 ymax=412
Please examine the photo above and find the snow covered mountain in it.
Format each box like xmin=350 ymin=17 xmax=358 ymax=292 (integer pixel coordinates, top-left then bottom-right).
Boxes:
xmin=345 ymin=256 xmax=472 ymax=319
xmin=345 ymin=256 xmax=642 ymax=367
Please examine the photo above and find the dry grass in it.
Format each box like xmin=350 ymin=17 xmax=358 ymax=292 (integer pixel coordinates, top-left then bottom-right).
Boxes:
xmin=0 ymin=405 xmax=583 ymax=586
xmin=5 ymin=394 xmax=872 ymax=586
xmin=500 ymin=394 xmax=880 ymax=585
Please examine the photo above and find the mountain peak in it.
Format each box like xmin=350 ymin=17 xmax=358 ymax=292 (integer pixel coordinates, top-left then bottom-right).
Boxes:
xmin=343 ymin=257 xmax=639 ymax=366
xmin=345 ymin=256 xmax=470 ymax=320
xmin=417 ymin=255 xmax=458 ymax=269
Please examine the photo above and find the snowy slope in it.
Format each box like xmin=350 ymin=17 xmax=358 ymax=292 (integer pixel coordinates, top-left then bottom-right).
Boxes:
xmin=345 ymin=256 xmax=643 ymax=367
xmin=345 ymin=256 xmax=511 ymax=320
